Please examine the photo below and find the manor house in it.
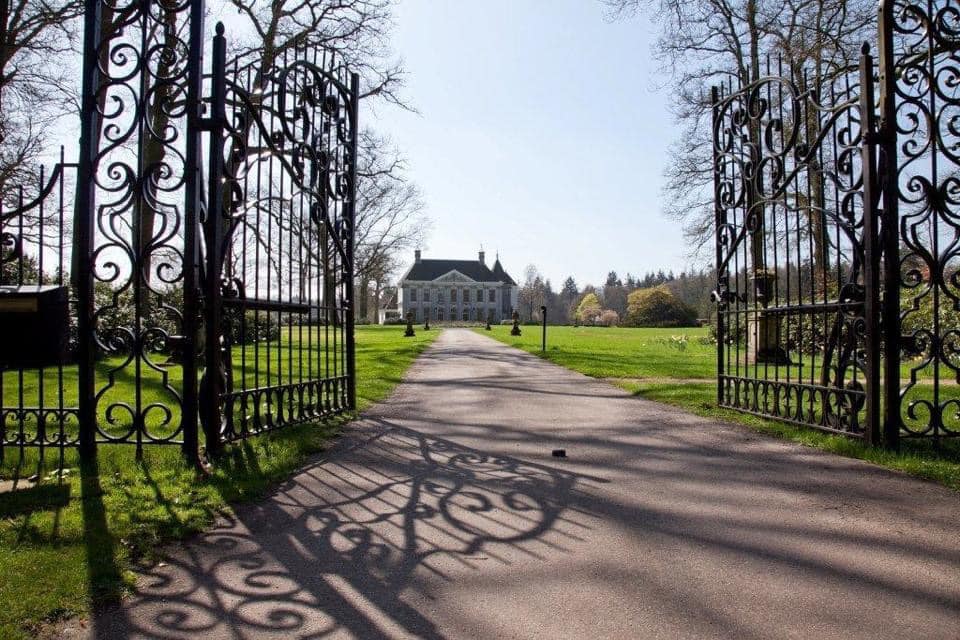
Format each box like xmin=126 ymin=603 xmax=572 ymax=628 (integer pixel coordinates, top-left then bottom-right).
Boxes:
xmin=395 ymin=250 xmax=518 ymax=323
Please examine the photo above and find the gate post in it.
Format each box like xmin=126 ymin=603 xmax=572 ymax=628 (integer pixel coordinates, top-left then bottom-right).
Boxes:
xmin=199 ymin=24 xmax=227 ymax=456
xmin=180 ymin=0 xmax=205 ymax=465
xmin=711 ymin=86 xmax=725 ymax=406
xmin=75 ymin=0 xmax=104 ymax=459
xmin=345 ymin=72 xmax=360 ymax=411
xmin=877 ymin=0 xmax=901 ymax=450
xmin=860 ymin=45 xmax=882 ymax=446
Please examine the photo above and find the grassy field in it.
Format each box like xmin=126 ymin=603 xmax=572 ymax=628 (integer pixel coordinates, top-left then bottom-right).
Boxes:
xmin=1 ymin=325 xmax=381 ymax=440
xmin=0 ymin=325 xmax=436 ymax=640
xmin=478 ymin=325 xmax=960 ymax=491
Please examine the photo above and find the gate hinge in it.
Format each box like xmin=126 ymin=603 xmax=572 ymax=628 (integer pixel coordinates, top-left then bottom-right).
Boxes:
xmin=194 ymin=99 xmax=224 ymax=132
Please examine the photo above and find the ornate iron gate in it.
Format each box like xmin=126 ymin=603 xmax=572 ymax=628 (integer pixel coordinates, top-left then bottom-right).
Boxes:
xmin=0 ymin=0 xmax=358 ymax=466
xmin=201 ymin=29 xmax=359 ymax=453
xmin=713 ymin=0 xmax=960 ymax=448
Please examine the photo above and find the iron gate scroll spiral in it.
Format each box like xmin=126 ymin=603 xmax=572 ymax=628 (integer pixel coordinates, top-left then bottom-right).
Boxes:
xmin=713 ymin=63 xmax=872 ymax=438
xmin=202 ymin=35 xmax=359 ymax=451
xmin=886 ymin=0 xmax=960 ymax=441
xmin=713 ymin=0 xmax=960 ymax=447
xmin=0 ymin=0 xmax=358 ymax=466
xmin=76 ymin=0 xmax=202 ymax=458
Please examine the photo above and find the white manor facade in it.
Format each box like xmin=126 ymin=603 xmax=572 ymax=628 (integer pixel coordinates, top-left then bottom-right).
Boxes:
xmin=394 ymin=250 xmax=518 ymax=323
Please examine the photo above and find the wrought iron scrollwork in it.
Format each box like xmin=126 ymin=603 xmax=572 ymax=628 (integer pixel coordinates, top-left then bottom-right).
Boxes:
xmin=207 ymin=44 xmax=359 ymax=442
xmin=713 ymin=64 xmax=870 ymax=436
xmin=85 ymin=0 xmax=197 ymax=452
xmin=890 ymin=0 xmax=960 ymax=439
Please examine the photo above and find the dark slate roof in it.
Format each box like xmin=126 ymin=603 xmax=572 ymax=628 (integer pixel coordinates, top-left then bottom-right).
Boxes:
xmin=402 ymin=258 xmax=514 ymax=284
xmin=491 ymin=258 xmax=516 ymax=285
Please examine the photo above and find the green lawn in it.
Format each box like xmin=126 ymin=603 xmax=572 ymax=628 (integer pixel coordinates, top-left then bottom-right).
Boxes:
xmin=0 ymin=325 xmax=436 ymax=640
xmin=479 ymin=325 xmax=960 ymax=491
xmin=2 ymin=325 xmax=386 ymax=441
xmin=495 ymin=325 xmax=717 ymax=379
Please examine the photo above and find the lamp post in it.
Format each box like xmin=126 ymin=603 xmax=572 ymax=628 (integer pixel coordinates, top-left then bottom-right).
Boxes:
xmin=540 ymin=305 xmax=547 ymax=352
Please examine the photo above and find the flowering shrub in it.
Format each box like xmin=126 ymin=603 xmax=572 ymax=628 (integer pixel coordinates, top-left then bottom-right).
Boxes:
xmin=599 ymin=309 xmax=619 ymax=326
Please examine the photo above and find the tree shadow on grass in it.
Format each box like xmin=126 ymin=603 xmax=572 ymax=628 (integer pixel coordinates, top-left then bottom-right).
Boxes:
xmin=78 ymin=458 xmax=133 ymax=634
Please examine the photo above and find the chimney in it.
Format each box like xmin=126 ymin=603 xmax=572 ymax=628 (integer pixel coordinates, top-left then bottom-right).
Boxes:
xmin=478 ymin=250 xmax=485 ymax=265
xmin=415 ymin=249 xmax=421 ymax=263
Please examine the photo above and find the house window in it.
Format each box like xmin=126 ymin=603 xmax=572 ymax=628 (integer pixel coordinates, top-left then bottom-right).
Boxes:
xmin=437 ymin=308 xmax=444 ymax=321
xmin=410 ymin=288 xmax=417 ymax=302
xmin=450 ymin=288 xmax=457 ymax=302
xmin=488 ymin=289 xmax=496 ymax=302
xmin=476 ymin=289 xmax=483 ymax=302
xmin=463 ymin=309 xmax=470 ymax=321
xmin=437 ymin=290 xmax=444 ymax=303
xmin=450 ymin=308 xmax=456 ymax=321
xmin=423 ymin=289 xmax=430 ymax=302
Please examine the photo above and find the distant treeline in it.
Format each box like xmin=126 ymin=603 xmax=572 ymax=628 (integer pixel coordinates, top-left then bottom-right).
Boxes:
xmin=517 ymin=266 xmax=715 ymax=327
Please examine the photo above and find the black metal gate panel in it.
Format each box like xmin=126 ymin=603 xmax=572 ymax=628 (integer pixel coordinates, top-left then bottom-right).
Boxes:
xmin=74 ymin=0 xmax=203 ymax=457
xmin=200 ymin=36 xmax=359 ymax=450
xmin=713 ymin=63 xmax=872 ymax=437
xmin=0 ymin=0 xmax=358 ymax=465
xmin=883 ymin=0 xmax=960 ymax=440
xmin=714 ymin=0 xmax=960 ymax=447
xmin=0 ymin=159 xmax=80 ymax=463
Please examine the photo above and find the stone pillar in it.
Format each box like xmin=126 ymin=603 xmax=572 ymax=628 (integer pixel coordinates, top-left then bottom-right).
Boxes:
xmin=748 ymin=270 xmax=790 ymax=364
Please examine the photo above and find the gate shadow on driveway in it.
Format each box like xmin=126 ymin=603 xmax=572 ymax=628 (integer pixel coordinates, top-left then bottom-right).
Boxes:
xmin=92 ymin=419 xmax=597 ymax=639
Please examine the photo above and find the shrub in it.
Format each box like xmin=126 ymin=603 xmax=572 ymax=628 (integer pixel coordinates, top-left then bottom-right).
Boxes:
xmin=228 ymin=310 xmax=282 ymax=344
xmin=575 ymin=293 xmax=602 ymax=324
xmin=599 ymin=309 xmax=619 ymax=326
xmin=93 ymin=282 xmax=185 ymax=354
xmin=625 ymin=286 xmax=697 ymax=327
xmin=900 ymin=288 xmax=960 ymax=356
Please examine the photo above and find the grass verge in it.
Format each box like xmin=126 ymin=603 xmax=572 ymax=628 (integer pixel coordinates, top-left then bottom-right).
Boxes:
xmin=478 ymin=325 xmax=960 ymax=492
xmin=0 ymin=325 xmax=436 ymax=640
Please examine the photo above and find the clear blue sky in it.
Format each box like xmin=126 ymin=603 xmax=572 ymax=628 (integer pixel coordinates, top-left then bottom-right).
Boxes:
xmin=370 ymin=0 xmax=694 ymax=288
xmin=50 ymin=1 xmax=693 ymax=290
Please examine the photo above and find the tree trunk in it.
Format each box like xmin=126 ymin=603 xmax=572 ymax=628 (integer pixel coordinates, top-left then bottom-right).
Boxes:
xmin=372 ymin=280 xmax=383 ymax=324
xmin=358 ymin=275 xmax=369 ymax=322
xmin=71 ymin=2 xmax=115 ymax=291
xmin=138 ymin=2 xmax=179 ymax=287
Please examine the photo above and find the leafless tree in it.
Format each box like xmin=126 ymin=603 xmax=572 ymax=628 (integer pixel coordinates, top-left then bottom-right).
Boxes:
xmin=603 ymin=0 xmax=873 ymax=264
xmin=0 ymin=0 xmax=82 ymax=275
xmin=228 ymin=129 xmax=426 ymax=317
xmin=226 ymin=0 xmax=407 ymax=107
xmin=0 ymin=0 xmax=81 ymax=201
xmin=353 ymin=131 xmax=428 ymax=319
xmin=221 ymin=0 xmax=425 ymax=316
xmin=518 ymin=265 xmax=546 ymax=322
